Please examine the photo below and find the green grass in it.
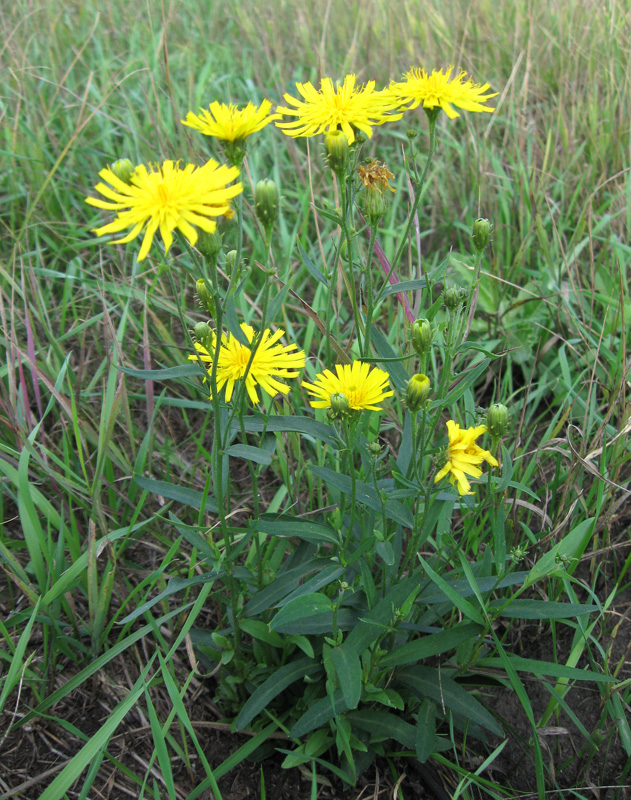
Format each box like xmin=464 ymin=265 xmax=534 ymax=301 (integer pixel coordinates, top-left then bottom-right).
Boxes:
xmin=1 ymin=0 xmax=631 ymax=797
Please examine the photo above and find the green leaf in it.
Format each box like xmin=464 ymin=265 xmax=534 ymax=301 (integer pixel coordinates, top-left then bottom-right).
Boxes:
xmin=416 ymin=700 xmax=436 ymax=763
xmin=491 ymin=600 xmax=599 ymax=619
xmin=235 ymin=658 xmax=321 ymax=730
xmin=347 ymin=710 xmax=416 ymax=749
xmin=345 ymin=575 xmax=424 ymax=652
xmin=120 ymin=573 xmax=219 ymax=624
xmin=243 ymin=558 xmax=328 ymax=617
xmin=269 ymin=593 xmax=333 ymax=631
xmin=441 ymin=359 xmax=490 ymax=406
xmin=267 ymin=281 xmax=291 ymax=323
xmin=298 ymin=241 xmax=327 ymax=285
xmin=133 ymin=475 xmax=218 ymax=512
xmin=277 ymin=565 xmax=345 ymax=607
xmin=233 ymin=414 xmax=340 ymax=448
xmin=381 ymin=278 xmax=427 ymax=297
xmin=370 ymin=328 xmax=410 ymax=393
xmin=310 ymin=465 xmax=413 ymax=528
xmin=224 ymin=295 xmax=250 ymax=344
xmin=224 ymin=443 xmax=273 ymax=465
xmin=375 ymin=540 xmax=395 ymax=566
xmin=119 ymin=364 xmax=201 ymax=380
xmin=396 ymin=666 xmax=503 ymax=736
xmin=257 ymin=515 xmax=341 ymax=546
xmin=476 ymin=656 xmax=614 ymax=682
xmin=239 ymin=619 xmax=285 ymax=648
xmin=525 ymin=517 xmax=595 ymax=586
xmin=330 ymin=645 xmax=362 ymax=709
xmin=271 ymin=608 xmax=357 ymax=635
xmin=290 ymin=689 xmax=347 ymax=739
xmin=418 ymin=557 xmax=485 ymax=624
xmin=379 ymin=622 xmax=483 ymax=668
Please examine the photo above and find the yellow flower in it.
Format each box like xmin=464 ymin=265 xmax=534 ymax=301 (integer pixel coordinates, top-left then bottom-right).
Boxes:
xmin=434 ymin=420 xmax=499 ymax=496
xmin=302 ymin=361 xmax=394 ymax=411
xmin=190 ymin=323 xmax=305 ymax=404
xmin=390 ymin=67 xmax=498 ymax=119
xmin=181 ymin=100 xmax=278 ymax=142
xmin=86 ymin=159 xmax=242 ymax=262
xmin=275 ymin=74 xmax=402 ymax=145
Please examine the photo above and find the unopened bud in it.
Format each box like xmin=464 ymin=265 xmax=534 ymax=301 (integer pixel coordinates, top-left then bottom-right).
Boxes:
xmin=255 ymin=179 xmax=279 ymax=231
xmin=361 ymin=187 xmax=388 ymax=224
xmin=444 ymin=287 xmax=465 ymax=312
xmin=196 ymin=279 xmax=216 ymax=316
xmin=224 ymin=250 xmax=238 ymax=278
xmin=406 ymin=373 xmax=430 ymax=412
xmin=368 ymin=442 xmax=382 ymax=457
xmin=472 ymin=218 xmax=492 ymax=253
xmin=325 ymin=130 xmax=349 ymax=177
xmin=330 ymin=392 xmax=350 ymax=417
xmin=110 ymin=158 xmax=135 ymax=184
xmin=486 ymin=403 xmax=509 ymax=438
xmin=193 ymin=321 xmax=213 ymax=351
xmin=411 ymin=318 xmax=433 ymax=356
xmin=197 ymin=230 xmax=222 ymax=263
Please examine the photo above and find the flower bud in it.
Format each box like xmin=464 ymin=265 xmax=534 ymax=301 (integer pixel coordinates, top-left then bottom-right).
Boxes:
xmin=368 ymin=441 xmax=382 ymax=458
xmin=486 ymin=403 xmax=509 ymax=438
xmin=472 ymin=218 xmax=492 ymax=253
xmin=110 ymin=158 xmax=135 ymax=184
xmin=411 ymin=318 xmax=433 ymax=356
xmin=255 ymin=179 xmax=279 ymax=231
xmin=197 ymin=230 xmax=222 ymax=263
xmin=444 ymin=287 xmax=464 ymax=312
xmin=329 ymin=392 xmax=350 ymax=417
xmin=406 ymin=373 xmax=430 ymax=412
xmin=325 ymin=130 xmax=349 ymax=177
xmin=224 ymin=249 xmax=238 ymax=278
xmin=361 ymin=185 xmax=389 ymax=225
xmin=194 ymin=321 xmax=213 ymax=351
xmin=406 ymin=129 xmax=418 ymax=140
xmin=196 ymin=279 xmax=216 ymax=316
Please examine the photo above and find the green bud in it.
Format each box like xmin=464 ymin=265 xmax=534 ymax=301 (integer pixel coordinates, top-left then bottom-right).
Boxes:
xmin=255 ymin=179 xmax=279 ymax=231
xmin=411 ymin=318 xmax=433 ymax=356
xmin=487 ymin=403 xmax=509 ymax=438
xmin=330 ymin=392 xmax=350 ymax=417
xmin=406 ymin=373 xmax=430 ymax=412
xmin=472 ymin=218 xmax=492 ymax=252
xmin=406 ymin=129 xmax=418 ymax=140
xmin=224 ymin=249 xmax=238 ymax=279
xmin=444 ymin=287 xmax=463 ymax=312
xmin=193 ymin=321 xmax=213 ymax=351
xmin=196 ymin=279 xmax=216 ymax=316
xmin=197 ymin=230 xmax=222 ymax=263
xmin=361 ymin=185 xmax=389 ymax=224
xmin=368 ymin=441 xmax=382 ymax=458
xmin=110 ymin=158 xmax=135 ymax=184
xmin=324 ymin=130 xmax=349 ymax=177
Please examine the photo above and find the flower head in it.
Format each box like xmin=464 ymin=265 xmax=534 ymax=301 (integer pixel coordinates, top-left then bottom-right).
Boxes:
xmin=302 ymin=361 xmax=393 ymax=411
xmin=434 ymin=420 xmax=499 ymax=496
xmin=275 ymin=74 xmax=402 ymax=145
xmin=86 ymin=159 xmax=241 ymax=262
xmin=190 ymin=323 xmax=305 ymax=404
xmin=390 ymin=67 xmax=497 ymax=119
xmin=357 ymin=160 xmax=395 ymax=193
xmin=181 ymin=100 xmax=278 ymax=143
